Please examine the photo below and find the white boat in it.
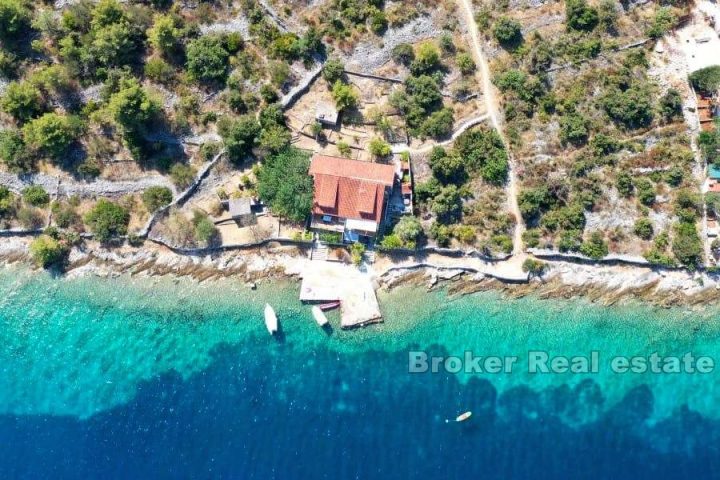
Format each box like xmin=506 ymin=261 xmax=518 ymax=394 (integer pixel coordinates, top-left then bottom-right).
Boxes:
xmin=456 ymin=411 xmax=472 ymax=422
xmin=264 ymin=304 xmax=278 ymax=335
xmin=311 ymin=306 xmax=329 ymax=327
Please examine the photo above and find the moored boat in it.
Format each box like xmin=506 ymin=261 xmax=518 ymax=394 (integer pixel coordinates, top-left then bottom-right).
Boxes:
xmin=264 ymin=304 xmax=278 ymax=335
xmin=319 ymin=301 xmax=340 ymax=311
xmin=311 ymin=306 xmax=329 ymax=327
xmin=456 ymin=411 xmax=472 ymax=422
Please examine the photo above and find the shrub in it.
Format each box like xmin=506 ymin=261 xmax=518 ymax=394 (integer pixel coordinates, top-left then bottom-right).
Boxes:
xmin=634 ymin=177 xmax=655 ymax=206
xmin=616 ymin=170 xmax=633 ymax=197
xmin=380 ymin=233 xmax=404 ymax=250
xmin=169 ymin=163 xmax=196 ymax=189
xmin=456 ymin=52 xmax=475 ymax=75
xmin=22 ymin=185 xmax=49 ymax=207
xmin=142 ymin=186 xmax=173 ymax=212
xmin=337 ymin=141 xmax=351 ymax=157
xmin=322 ymin=59 xmax=345 ymax=85
xmin=0 ymin=130 xmax=32 ymax=173
xmin=350 ymin=241 xmax=365 ymax=265
xmin=633 ymin=218 xmax=654 ymax=240
xmin=522 ymin=258 xmax=547 ymax=276
xmin=493 ymin=17 xmax=523 ymax=47
xmin=392 ymin=43 xmax=414 ymax=66
xmin=259 ymin=125 xmax=292 ymax=153
xmin=331 ymin=80 xmax=359 ymax=111
xmin=566 ymin=0 xmax=599 ymax=32
xmin=144 ymin=57 xmax=174 ymax=84
xmin=84 ymin=199 xmax=130 ymax=242
xmin=646 ymin=7 xmax=677 ymax=39
xmin=17 ymin=206 xmax=44 ymax=229
xmin=559 ymin=112 xmax=589 ymax=146
xmin=368 ymin=9 xmax=387 ymax=34
xmin=22 ymin=113 xmax=80 ymax=158
xmin=491 ymin=233 xmax=513 ymax=253
xmin=410 ymin=41 xmax=440 ymax=75
xmin=368 ymin=137 xmax=391 ymax=158
xmin=30 ymin=235 xmax=66 ymax=268
xmin=192 ymin=210 xmax=217 ymax=246
xmin=522 ymin=229 xmax=541 ymax=248
xmin=602 ymin=85 xmax=654 ymax=129
xmin=581 ymin=232 xmax=610 ymax=259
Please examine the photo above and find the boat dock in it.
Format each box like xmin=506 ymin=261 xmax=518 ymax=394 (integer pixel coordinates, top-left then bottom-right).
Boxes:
xmin=299 ymin=261 xmax=382 ymax=328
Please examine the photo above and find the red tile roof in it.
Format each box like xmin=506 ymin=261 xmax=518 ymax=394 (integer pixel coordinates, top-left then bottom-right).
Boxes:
xmin=310 ymin=155 xmax=396 ymax=223
xmin=309 ymin=155 xmax=395 ymax=186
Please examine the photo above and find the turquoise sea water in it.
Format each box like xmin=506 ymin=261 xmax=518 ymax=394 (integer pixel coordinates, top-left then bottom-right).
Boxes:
xmin=0 ymin=265 xmax=719 ymax=478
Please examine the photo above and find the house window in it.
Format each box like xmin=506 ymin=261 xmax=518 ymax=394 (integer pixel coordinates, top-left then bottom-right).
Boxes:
xmin=322 ymin=215 xmax=332 ymax=223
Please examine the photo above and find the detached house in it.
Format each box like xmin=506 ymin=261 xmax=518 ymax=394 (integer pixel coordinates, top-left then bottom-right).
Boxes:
xmin=309 ymin=154 xmax=397 ymax=243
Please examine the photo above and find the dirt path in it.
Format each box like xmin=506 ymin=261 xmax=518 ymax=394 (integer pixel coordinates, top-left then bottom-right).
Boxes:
xmin=457 ymin=0 xmax=525 ymax=256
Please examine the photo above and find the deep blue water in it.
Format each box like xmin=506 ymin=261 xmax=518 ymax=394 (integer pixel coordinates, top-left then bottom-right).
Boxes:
xmin=1 ymin=269 xmax=720 ymax=479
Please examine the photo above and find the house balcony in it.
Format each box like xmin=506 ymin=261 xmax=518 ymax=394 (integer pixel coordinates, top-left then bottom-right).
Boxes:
xmin=310 ymin=214 xmax=345 ymax=233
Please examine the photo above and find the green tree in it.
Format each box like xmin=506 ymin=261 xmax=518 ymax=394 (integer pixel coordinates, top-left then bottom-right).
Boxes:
xmin=142 ymin=186 xmax=173 ymax=212
xmin=689 ymin=66 xmax=720 ymax=95
xmin=421 ymin=107 xmax=454 ymax=140
xmin=672 ymin=222 xmax=702 ymax=269
xmin=22 ymin=113 xmax=80 ymax=159
xmin=331 ymin=80 xmax=359 ymax=111
xmin=393 ymin=216 xmax=423 ymax=246
xmin=147 ymin=14 xmax=182 ymax=56
xmin=84 ymin=198 xmax=130 ymax=242
xmin=493 ymin=17 xmax=523 ymax=47
xmin=259 ymin=125 xmax=292 ymax=153
xmin=454 ymin=127 xmax=508 ymax=185
xmin=108 ymin=78 xmax=159 ymax=133
xmin=616 ymin=170 xmax=634 ymax=197
xmin=659 ymin=88 xmax=682 ymax=121
xmin=431 ymin=185 xmax=463 ymax=224
xmin=219 ymin=115 xmax=261 ymax=162
xmin=597 ymin=0 xmax=618 ymax=31
xmin=350 ymin=241 xmax=365 ymax=265
xmin=1 ymin=81 xmax=45 ymax=123
xmin=186 ymin=35 xmax=230 ymax=83
xmin=0 ymin=0 xmax=31 ymax=42
xmin=429 ymin=146 xmax=466 ymax=185
xmin=22 ymin=185 xmax=49 ymax=207
xmin=256 ymin=147 xmax=314 ymax=222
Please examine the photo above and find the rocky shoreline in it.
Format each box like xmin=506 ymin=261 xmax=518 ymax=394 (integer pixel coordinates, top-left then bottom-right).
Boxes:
xmin=2 ymin=236 xmax=720 ymax=309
